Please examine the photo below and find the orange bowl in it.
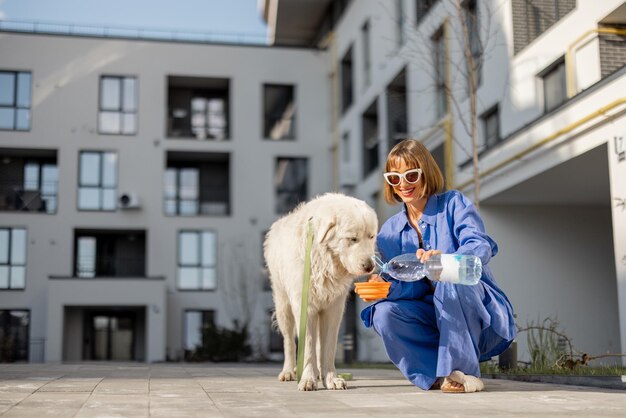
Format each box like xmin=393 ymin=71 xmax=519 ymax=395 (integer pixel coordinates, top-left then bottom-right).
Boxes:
xmin=354 ymin=281 xmax=390 ymax=301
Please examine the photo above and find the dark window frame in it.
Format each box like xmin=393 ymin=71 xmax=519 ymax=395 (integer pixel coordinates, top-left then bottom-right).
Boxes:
xmin=432 ymin=26 xmax=448 ymax=120
xmin=77 ymin=151 xmax=118 ymax=212
xmin=416 ymin=0 xmax=438 ymax=26
xmin=539 ymin=56 xmax=567 ymax=113
xmin=183 ymin=309 xmax=216 ymax=358
xmin=0 ymin=228 xmax=27 ymax=290
xmin=340 ymin=46 xmax=354 ymax=114
xmin=164 ymin=153 xmax=231 ymax=217
xmin=463 ymin=0 xmax=482 ymax=90
xmin=167 ymin=76 xmax=231 ymax=141
xmin=362 ymin=97 xmax=380 ymax=178
xmin=275 ymin=157 xmax=308 ymax=214
xmin=362 ymin=20 xmax=371 ymax=89
xmin=263 ymin=83 xmax=297 ymax=141
xmin=481 ymin=104 xmax=501 ymax=150
xmin=98 ymin=75 xmax=138 ymax=136
xmin=0 ymin=70 xmax=31 ymax=132
xmin=177 ymin=229 xmax=218 ymax=291
xmin=0 ymin=309 xmax=30 ymax=362
xmin=73 ymin=230 xmax=147 ymax=278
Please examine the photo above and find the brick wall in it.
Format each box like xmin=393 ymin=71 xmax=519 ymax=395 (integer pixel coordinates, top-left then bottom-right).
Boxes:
xmin=599 ymin=25 xmax=626 ymax=78
xmin=511 ymin=0 xmax=576 ymax=54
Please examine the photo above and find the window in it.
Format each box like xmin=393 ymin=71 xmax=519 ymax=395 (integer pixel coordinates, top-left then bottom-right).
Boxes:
xmin=0 ymin=310 xmax=29 ymax=362
xmin=75 ymin=230 xmax=146 ymax=278
xmin=0 ymin=71 xmax=31 ymax=131
xmin=165 ymin=152 xmax=230 ymax=216
xmin=341 ymin=46 xmax=354 ymax=113
xmin=362 ymin=99 xmax=379 ymax=177
xmin=0 ymin=228 xmax=27 ymax=289
xmin=263 ymin=84 xmax=296 ymax=140
xmin=99 ymin=76 xmax=137 ymax=135
xmin=0 ymin=152 xmax=58 ymax=214
xmin=481 ymin=105 xmax=500 ymax=149
xmin=396 ymin=0 xmax=405 ymax=47
xmin=177 ymin=230 xmax=217 ymax=290
xmin=386 ymin=68 xmax=408 ymax=151
xmin=464 ymin=0 xmax=482 ymax=91
xmin=167 ymin=76 xmax=229 ymax=140
xmin=433 ymin=27 xmax=448 ymax=120
xmin=362 ymin=21 xmax=371 ymax=88
xmin=184 ymin=310 xmax=215 ymax=359
xmin=541 ymin=58 xmax=567 ymax=113
xmin=416 ymin=0 xmax=438 ymax=25
xmin=78 ymin=151 xmax=117 ymax=211
xmin=275 ymin=157 xmax=308 ymax=214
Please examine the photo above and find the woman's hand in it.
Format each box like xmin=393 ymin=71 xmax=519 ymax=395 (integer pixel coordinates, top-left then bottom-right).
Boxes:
xmin=368 ymin=274 xmax=385 ymax=282
xmin=416 ymin=248 xmax=442 ymax=282
xmin=415 ymin=248 xmax=442 ymax=263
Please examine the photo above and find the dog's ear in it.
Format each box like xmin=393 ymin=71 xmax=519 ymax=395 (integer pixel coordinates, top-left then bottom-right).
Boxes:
xmin=315 ymin=217 xmax=336 ymax=243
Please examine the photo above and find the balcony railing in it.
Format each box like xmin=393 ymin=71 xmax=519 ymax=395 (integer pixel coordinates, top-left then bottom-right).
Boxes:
xmin=76 ymin=255 xmax=146 ymax=278
xmin=0 ymin=19 xmax=268 ymax=45
xmin=0 ymin=184 xmax=56 ymax=213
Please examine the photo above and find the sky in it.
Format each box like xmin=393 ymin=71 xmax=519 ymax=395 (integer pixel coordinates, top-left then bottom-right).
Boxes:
xmin=0 ymin=0 xmax=268 ymax=43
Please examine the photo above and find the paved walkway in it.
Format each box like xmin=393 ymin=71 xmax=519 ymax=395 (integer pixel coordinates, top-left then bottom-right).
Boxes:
xmin=1 ymin=363 xmax=625 ymax=417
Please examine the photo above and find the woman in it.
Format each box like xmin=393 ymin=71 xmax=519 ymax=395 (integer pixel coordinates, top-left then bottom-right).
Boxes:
xmin=355 ymin=139 xmax=516 ymax=393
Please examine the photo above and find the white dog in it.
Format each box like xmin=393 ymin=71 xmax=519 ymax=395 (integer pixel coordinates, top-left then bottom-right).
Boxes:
xmin=264 ymin=193 xmax=378 ymax=391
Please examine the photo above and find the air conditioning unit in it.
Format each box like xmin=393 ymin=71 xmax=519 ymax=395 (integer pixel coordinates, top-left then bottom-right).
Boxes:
xmin=118 ymin=192 xmax=141 ymax=209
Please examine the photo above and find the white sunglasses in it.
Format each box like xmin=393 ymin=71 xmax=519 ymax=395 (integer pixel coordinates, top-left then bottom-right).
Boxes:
xmin=383 ymin=168 xmax=423 ymax=186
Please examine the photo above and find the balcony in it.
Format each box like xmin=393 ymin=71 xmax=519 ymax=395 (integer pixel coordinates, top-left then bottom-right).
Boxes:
xmin=0 ymin=149 xmax=58 ymax=214
xmin=75 ymin=230 xmax=146 ymax=278
xmin=167 ymin=76 xmax=230 ymax=140
xmin=165 ymin=151 xmax=230 ymax=216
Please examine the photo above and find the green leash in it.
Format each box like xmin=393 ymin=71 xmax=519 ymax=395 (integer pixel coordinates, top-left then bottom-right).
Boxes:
xmin=296 ymin=219 xmax=314 ymax=383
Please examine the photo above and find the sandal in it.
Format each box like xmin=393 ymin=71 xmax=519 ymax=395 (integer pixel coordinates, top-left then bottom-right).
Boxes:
xmin=441 ymin=370 xmax=484 ymax=393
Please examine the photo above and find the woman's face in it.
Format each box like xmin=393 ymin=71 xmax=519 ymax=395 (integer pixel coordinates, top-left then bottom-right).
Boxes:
xmin=387 ymin=159 xmax=424 ymax=205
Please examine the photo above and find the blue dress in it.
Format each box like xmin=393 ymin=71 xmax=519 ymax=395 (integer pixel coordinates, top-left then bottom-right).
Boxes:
xmin=360 ymin=190 xmax=516 ymax=390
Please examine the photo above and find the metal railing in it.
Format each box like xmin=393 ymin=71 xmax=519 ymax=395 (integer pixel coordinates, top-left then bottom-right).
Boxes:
xmin=0 ymin=183 xmax=57 ymax=213
xmin=0 ymin=19 xmax=268 ymax=45
xmin=76 ymin=255 xmax=147 ymax=278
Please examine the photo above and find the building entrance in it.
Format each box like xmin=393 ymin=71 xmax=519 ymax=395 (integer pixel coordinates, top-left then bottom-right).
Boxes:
xmin=86 ymin=311 xmax=135 ymax=361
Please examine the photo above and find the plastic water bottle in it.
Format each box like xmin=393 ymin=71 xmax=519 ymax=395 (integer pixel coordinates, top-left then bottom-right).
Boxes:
xmin=371 ymin=253 xmax=482 ymax=285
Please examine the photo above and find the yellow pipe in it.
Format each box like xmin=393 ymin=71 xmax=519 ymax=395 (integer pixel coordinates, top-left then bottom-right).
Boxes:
xmin=566 ymin=27 xmax=626 ymax=98
xmin=454 ymin=97 xmax=626 ymax=190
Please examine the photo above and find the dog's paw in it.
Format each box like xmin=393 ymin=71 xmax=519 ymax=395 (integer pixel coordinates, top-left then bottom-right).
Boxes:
xmin=325 ymin=376 xmax=347 ymax=390
xmin=278 ymin=371 xmax=296 ymax=381
xmin=298 ymin=377 xmax=318 ymax=391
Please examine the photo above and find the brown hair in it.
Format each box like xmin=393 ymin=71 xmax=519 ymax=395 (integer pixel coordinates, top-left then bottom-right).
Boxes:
xmin=383 ymin=139 xmax=445 ymax=204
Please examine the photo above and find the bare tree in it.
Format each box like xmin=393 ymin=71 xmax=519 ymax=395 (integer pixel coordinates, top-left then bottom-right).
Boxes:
xmin=220 ymin=239 xmax=261 ymax=331
xmin=381 ymin=0 xmax=506 ymax=206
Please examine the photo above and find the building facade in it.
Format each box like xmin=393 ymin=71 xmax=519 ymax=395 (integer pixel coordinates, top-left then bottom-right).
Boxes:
xmin=0 ymin=31 xmax=330 ymax=362
xmin=265 ymin=0 xmax=626 ymax=364
xmin=2 ymin=0 xmax=625 ymax=367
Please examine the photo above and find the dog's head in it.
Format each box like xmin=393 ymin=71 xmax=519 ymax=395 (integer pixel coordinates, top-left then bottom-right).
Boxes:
xmin=313 ymin=195 xmax=378 ymax=276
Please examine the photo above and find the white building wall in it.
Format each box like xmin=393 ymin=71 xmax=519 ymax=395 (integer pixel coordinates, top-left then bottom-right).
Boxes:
xmin=0 ymin=32 xmax=329 ymax=361
xmin=330 ymin=0 xmax=625 ymax=362
xmin=484 ymin=204 xmax=620 ymax=363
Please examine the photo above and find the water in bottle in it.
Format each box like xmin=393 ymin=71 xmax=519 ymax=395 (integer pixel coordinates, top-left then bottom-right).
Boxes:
xmin=371 ymin=253 xmax=482 ymax=285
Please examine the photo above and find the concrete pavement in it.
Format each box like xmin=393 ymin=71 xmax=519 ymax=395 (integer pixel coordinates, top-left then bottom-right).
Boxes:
xmin=0 ymin=363 xmax=625 ymax=417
